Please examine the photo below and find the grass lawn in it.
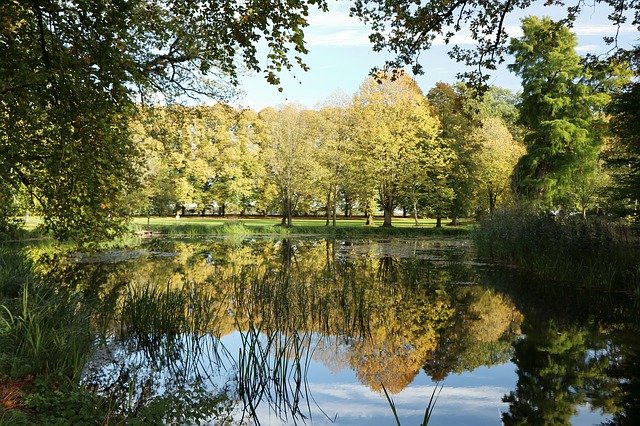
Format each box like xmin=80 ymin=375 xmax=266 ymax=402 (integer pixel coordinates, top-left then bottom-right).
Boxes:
xmin=130 ymin=215 xmax=474 ymax=236
xmin=11 ymin=215 xmax=474 ymax=241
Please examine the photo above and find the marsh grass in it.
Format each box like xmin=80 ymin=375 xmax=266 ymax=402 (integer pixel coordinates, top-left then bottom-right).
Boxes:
xmin=382 ymin=381 xmax=443 ymax=425
xmin=0 ymin=282 xmax=93 ymax=382
xmin=474 ymin=209 xmax=640 ymax=293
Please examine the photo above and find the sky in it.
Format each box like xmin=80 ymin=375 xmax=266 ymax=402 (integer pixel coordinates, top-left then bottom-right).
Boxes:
xmin=233 ymin=1 xmax=638 ymax=111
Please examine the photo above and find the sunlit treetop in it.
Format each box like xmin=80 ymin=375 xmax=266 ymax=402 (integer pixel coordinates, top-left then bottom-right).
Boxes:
xmin=350 ymin=0 xmax=637 ymax=86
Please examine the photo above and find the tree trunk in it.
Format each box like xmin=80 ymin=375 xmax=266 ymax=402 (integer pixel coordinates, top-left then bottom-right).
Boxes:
xmin=332 ymin=186 xmax=338 ymax=227
xmin=413 ymin=200 xmax=419 ymax=226
xmin=382 ymin=198 xmax=393 ymax=227
xmin=436 ymin=215 xmax=442 ymax=228
xmin=325 ymin=189 xmax=331 ymax=226
xmin=286 ymin=197 xmax=292 ymax=226
xmin=344 ymin=194 xmax=351 ymax=217
xmin=365 ymin=208 xmax=374 ymax=226
xmin=489 ymin=192 xmax=496 ymax=215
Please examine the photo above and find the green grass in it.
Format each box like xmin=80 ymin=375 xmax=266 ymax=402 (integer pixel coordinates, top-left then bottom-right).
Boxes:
xmin=129 ymin=216 xmax=474 ymax=237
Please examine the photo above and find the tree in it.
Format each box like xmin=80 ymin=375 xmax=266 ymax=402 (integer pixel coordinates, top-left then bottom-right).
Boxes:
xmin=473 ymin=117 xmax=524 ymax=214
xmin=0 ymin=0 xmax=327 ymax=242
xmin=350 ymin=0 xmax=635 ymax=86
xmin=316 ymin=100 xmax=352 ymax=226
xmin=350 ymin=72 xmax=441 ymax=227
xmin=427 ymin=83 xmax=477 ymax=225
xmin=259 ymin=105 xmax=320 ymax=226
xmin=607 ymin=72 xmax=640 ymax=217
xmin=502 ymin=321 xmax=611 ymax=425
xmin=509 ymin=17 xmax=624 ymax=210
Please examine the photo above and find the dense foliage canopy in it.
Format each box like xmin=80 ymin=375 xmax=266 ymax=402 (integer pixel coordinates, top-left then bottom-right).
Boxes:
xmin=1 ymin=0 xmax=639 ymax=241
xmin=0 ymin=0 xmax=326 ymax=242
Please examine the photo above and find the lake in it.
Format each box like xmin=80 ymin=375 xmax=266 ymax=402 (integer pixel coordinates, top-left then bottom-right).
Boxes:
xmin=60 ymin=236 xmax=639 ymax=425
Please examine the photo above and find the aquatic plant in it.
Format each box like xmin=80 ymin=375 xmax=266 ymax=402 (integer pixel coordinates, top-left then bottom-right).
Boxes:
xmin=473 ymin=208 xmax=640 ymax=293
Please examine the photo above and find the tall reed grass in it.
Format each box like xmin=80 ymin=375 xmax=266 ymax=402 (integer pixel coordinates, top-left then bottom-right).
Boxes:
xmin=474 ymin=209 xmax=640 ymax=293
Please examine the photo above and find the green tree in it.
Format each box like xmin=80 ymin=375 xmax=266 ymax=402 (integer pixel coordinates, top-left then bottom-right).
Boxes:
xmin=427 ymin=82 xmax=477 ymax=225
xmin=473 ymin=117 xmax=524 ymax=214
xmin=509 ymin=17 xmax=622 ymax=210
xmin=502 ymin=321 xmax=611 ymax=425
xmin=0 ymin=0 xmax=327 ymax=242
xmin=316 ymin=100 xmax=352 ymax=226
xmin=607 ymin=77 xmax=640 ymax=217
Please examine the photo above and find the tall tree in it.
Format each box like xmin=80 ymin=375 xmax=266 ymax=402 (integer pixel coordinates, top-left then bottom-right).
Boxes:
xmin=509 ymin=17 xmax=623 ymax=210
xmin=607 ymin=71 xmax=640 ymax=217
xmin=259 ymin=105 xmax=320 ymax=226
xmin=0 ymin=0 xmax=326 ymax=242
xmin=473 ymin=117 xmax=525 ymax=214
xmin=427 ymin=82 xmax=478 ymax=225
xmin=317 ymin=100 xmax=351 ymax=226
xmin=350 ymin=72 xmax=441 ymax=227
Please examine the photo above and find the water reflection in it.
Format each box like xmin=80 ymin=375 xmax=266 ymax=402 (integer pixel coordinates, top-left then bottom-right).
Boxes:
xmin=34 ymin=237 xmax=640 ymax=424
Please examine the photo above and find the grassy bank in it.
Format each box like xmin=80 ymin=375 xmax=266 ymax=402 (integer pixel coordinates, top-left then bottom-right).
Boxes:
xmin=473 ymin=209 xmax=640 ymax=294
xmin=129 ymin=216 xmax=473 ymax=237
xmin=0 ymin=247 xmax=102 ymax=424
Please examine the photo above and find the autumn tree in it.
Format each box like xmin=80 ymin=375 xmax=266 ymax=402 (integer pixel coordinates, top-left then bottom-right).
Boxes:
xmin=316 ymin=100 xmax=352 ymax=226
xmin=473 ymin=117 xmax=524 ymax=214
xmin=427 ymin=83 xmax=478 ymax=225
xmin=259 ymin=105 xmax=321 ymax=226
xmin=350 ymin=72 xmax=441 ymax=227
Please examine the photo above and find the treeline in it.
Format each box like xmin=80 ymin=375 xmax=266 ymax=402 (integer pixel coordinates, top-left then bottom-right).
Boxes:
xmin=6 ymin=73 xmax=525 ymax=233
xmin=124 ymin=75 xmax=524 ymax=228
xmin=2 ymin=14 xmax=639 ymax=243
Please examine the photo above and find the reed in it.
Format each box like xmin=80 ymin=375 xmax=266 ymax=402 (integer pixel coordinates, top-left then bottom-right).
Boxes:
xmin=473 ymin=209 xmax=640 ymax=293
xmin=0 ymin=281 xmax=93 ymax=382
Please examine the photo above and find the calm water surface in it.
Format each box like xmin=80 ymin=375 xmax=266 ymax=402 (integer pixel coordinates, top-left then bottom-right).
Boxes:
xmin=66 ymin=237 xmax=639 ymax=425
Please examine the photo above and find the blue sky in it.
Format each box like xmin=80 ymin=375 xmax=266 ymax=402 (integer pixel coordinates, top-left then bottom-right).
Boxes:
xmin=235 ymin=1 xmax=638 ymax=111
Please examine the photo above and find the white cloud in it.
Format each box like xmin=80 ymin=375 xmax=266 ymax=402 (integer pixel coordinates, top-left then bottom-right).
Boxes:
xmin=573 ymin=23 xmax=636 ymax=36
xmin=306 ymin=29 xmax=371 ymax=47
xmin=576 ymin=44 xmax=599 ymax=52
xmin=308 ymin=382 xmax=510 ymax=417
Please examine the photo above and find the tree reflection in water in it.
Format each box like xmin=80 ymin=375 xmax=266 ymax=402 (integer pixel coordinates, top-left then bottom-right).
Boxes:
xmin=38 ymin=237 xmax=639 ymax=424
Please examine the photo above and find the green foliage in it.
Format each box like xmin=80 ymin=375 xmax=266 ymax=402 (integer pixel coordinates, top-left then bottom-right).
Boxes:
xmin=0 ymin=280 xmax=93 ymax=382
xmin=0 ymin=0 xmax=328 ymax=244
xmin=0 ymin=183 xmax=25 ymax=240
xmin=502 ymin=321 xmax=612 ymax=425
xmin=350 ymin=72 xmax=443 ymax=227
xmin=128 ymin=384 xmax=232 ymax=426
xmin=607 ymin=80 xmax=640 ymax=217
xmin=24 ymin=387 xmax=104 ymax=426
xmin=474 ymin=208 xmax=640 ymax=292
xmin=508 ymin=17 xmax=626 ymax=210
